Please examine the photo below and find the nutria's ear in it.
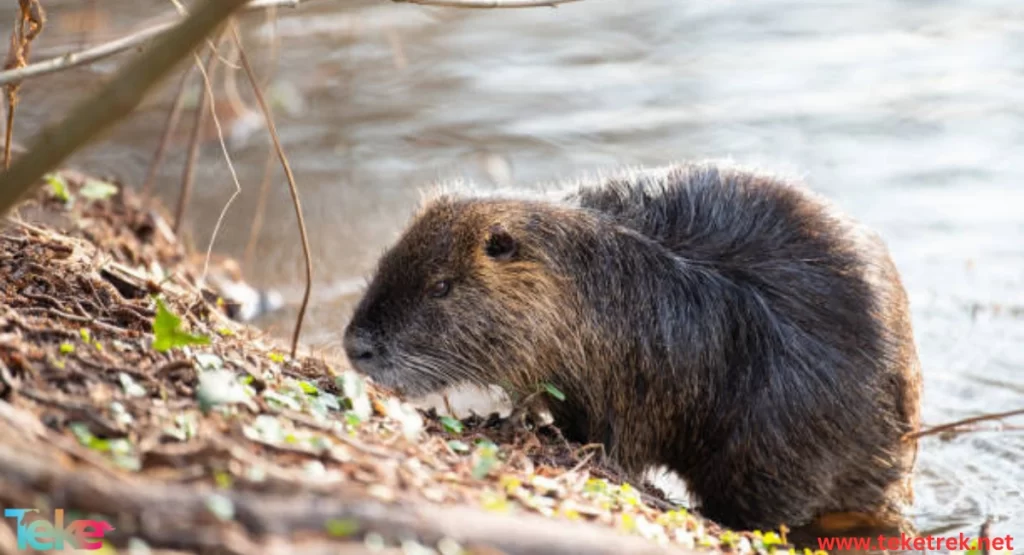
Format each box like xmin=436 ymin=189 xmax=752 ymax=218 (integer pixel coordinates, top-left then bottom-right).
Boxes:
xmin=484 ymin=224 xmax=517 ymax=261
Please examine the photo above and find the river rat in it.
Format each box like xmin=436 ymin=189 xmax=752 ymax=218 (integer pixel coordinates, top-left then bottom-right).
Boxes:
xmin=344 ymin=162 xmax=922 ymax=532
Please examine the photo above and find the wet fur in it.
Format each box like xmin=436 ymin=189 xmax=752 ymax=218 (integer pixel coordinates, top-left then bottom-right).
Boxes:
xmin=345 ymin=161 xmax=922 ymax=531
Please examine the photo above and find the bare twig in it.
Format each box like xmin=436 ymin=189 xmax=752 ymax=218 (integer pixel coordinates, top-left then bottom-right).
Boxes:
xmin=196 ymin=44 xmax=248 ymax=284
xmin=903 ymin=407 xmax=1024 ymax=441
xmin=243 ymin=7 xmax=282 ymax=271
xmin=4 ymin=1 xmax=46 ymax=170
xmin=0 ymin=0 xmax=255 ymax=219
xmin=244 ymin=148 xmax=277 ymax=270
xmin=0 ymin=20 xmax=174 ymax=88
xmin=3 ymin=31 xmax=17 ymax=171
xmin=230 ymin=23 xmax=312 ymax=361
xmin=174 ymin=38 xmax=224 ymax=233
xmin=392 ymin=0 xmax=582 ymax=7
xmin=0 ymin=0 xmax=307 ymax=88
xmin=142 ymin=63 xmax=196 ymax=198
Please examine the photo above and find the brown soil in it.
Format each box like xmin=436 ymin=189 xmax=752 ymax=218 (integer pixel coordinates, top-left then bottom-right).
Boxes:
xmin=0 ymin=170 xmax=792 ymax=555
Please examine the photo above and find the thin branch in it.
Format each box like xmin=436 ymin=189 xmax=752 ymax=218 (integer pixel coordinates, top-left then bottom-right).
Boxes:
xmin=0 ymin=20 xmax=175 ymax=89
xmin=174 ymin=40 xmax=223 ymax=233
xmin=244 ymin=148 xmax=276 ymax=270
xmin=0 ymin=0 xmax=306 ymax=88
xmin=142 ymin=62 xmax=196 ymax=198
xmin=244 ymin=7 xmax=282 ymax=270
xmin=231 ymin=23 xmax=312 ymax=361
xmin=5 ymin=1 xmax=46 ymax=169
xmin=903 ymin=407 xmax=1024 ymax=441
xmin=0 ymin=0 xmax=255 ymax=219
xmin=198 ymin=38 xmax=249 ymax=284
xmin=392 ymin=0 xmax=582 ymax=7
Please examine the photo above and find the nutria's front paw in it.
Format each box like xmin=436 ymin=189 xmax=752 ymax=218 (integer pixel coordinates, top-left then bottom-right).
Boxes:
xmin=501 ymin=392 xmax=554 ymax=435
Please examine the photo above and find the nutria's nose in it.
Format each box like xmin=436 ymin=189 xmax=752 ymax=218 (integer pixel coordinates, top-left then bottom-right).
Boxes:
xmin=343 ymin=330 xmax=376 ymax=364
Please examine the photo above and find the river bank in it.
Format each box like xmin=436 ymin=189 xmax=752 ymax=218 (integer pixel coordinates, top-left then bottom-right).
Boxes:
xmin=0 ymin=170 xmax=797 ymax=554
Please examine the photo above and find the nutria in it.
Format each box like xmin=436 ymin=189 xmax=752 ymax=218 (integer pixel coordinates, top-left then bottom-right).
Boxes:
xmin=344 ymin=162 xmax=922 ymax=532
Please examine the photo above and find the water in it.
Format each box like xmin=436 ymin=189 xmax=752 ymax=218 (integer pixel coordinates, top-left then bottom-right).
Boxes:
xmin=5 ymin=0 xmax=1023 ymax=541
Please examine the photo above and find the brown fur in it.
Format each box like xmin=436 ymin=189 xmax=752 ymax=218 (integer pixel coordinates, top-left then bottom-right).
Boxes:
xmin=345 ymin=162 xmax=922 ymax=532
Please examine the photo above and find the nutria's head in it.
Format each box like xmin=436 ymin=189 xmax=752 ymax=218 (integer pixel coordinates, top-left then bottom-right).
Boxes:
xmin=344 ymin=197 xmax=573 ymax=397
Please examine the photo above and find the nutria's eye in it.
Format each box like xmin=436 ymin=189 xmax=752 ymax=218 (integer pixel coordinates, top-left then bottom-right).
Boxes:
xmin=429 ymin=279 xmax=451 ymax=298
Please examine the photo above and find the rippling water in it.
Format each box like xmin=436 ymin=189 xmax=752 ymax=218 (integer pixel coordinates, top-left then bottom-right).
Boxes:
xmin=6 ymin=0 xmax=1023 ymax=541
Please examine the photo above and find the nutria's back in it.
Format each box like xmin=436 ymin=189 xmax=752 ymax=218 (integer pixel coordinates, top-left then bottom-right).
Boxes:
xmin=345 ymin=161 xmax=922 ymax=533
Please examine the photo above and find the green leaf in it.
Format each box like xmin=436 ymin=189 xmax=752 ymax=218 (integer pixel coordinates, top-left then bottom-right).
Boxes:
xmin=439 ymin=415 xmax=464 ymax=435
xmin=263 ymin=389 xmax=302 ymax=411
xmin=337 ymin=371 xmax=371 ymax=421
xmin=268 ymin=352 xmax=286 ymax=363
xmin=213 ymin=470 xmax=233 ymax=489
xmin=471 ymin=440 xmax=499 ymax=480
xmin=325 ymin=518 xmax=359 ymax=538
xmin=79 ymin=328 xmax=91 ymax=343
xmin=79 ymin=179 xmax=119 ymax=200
xmin=152 ymin=297 xmax=210 ymax=352
xmin=298 ymin=380 xmax=319 ymax=395
xmin=45 ymin=173 xmax=71 ymax=203
xmin=344 ymin=411 xmax=363 ymax=428
xmin=59 ymin=343 xmax=75 ymax=354
xmin=68 ymin=423 xmax=137 ymax=471
xmin=541 ymin=382 xmax=566 ymax=402
xmin=69 ymin=422 xmax=98 ymax=448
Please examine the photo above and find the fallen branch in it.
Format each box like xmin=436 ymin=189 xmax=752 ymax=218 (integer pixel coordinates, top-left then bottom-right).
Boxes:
xmin=392 ymin=0 xmax=583 ymax=7
xmin=903 ymin=407 xmax=1024 ymax=441
xmin=231 ymin=23 xmax=313 ymax=361
xmin=0 ymin=0 xmax=254 ymax=219
xmin=0 ymin=0 xmax=306 ymax=88
xmin=0 ymin=442 xmax=684 ymax=555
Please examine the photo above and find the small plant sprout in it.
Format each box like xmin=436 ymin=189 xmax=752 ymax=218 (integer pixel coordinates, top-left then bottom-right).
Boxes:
xmin=439 ymin=415 xmax=464 ymax=435
xmin=45 ymin=173 xmax=71 ymax=204
xmin=152 ymin=297 xmax=210 ymax=352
